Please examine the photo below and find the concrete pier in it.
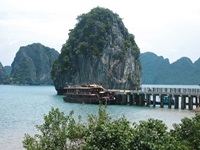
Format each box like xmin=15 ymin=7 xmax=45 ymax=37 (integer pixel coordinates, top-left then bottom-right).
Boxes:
xmin=111 ymin=87 xmax=200 ymax=110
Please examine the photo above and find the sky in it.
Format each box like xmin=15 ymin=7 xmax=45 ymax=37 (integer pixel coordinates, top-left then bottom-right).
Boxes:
xmin=0 ymin=0 xmax=200 ymax=66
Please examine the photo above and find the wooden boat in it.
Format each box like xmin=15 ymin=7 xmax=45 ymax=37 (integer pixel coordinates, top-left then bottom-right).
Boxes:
xmin=63 ymin=84 xmax=116 ymax=104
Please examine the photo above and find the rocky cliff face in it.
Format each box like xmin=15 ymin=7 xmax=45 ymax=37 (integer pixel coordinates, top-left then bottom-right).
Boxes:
xmin=0 ymin=62 xmax=7 ymax=84
xmin=10 ymin=43 xmax=59 ymax=85
xmin=51 ymin=7 xmax=142 ymax=94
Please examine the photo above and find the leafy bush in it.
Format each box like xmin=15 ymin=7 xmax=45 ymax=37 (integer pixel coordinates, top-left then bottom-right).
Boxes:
xmin=131 ymin=119 xmax=186 ymax=150
xmin=81 ymin=107 xmax=135 ymax=150
xmin=23 ymin=108 xmax=68 ymax=150
xmin=23 ymin=106 xmax=199 ymax=150
xmin=170 ymin=113 xmax=200 ymax=149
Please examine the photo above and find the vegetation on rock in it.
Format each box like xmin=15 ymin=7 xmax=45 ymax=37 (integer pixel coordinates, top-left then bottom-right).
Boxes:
xmin=10 ymin=43 xmax=59 ymax=85
xmin=23 ymin=105 xmax=200 ymax=150
xmin=3 ymin=66 xmax=12 ymax=76
xmin=51 ymin=7 xmax=142 ymax=94
xmin=0 ymin=62 xmax=8 ymax=84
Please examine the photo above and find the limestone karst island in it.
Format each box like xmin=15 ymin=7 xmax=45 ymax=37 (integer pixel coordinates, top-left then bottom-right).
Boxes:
xmin=51 ymin=7 xmax=142 ymax=95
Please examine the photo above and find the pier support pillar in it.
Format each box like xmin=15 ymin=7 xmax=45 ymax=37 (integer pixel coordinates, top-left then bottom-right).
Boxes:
xmin=139 ymin=94 xmax=145 ymax=106
xmin=188 ymin=96 xmax=193 ymax=110
xmin=181 ymin=95 xmax=186 ymax=109
xmin=160 ymin=95 xmax=164 ymax=108
xmin=132 ymin=94 xmax=136 ymax=105
xmin=129 ymin=94 xmax=133 ymax=105
xmin=174 ymin=95 xmax=179 ymax=109
xmin=195 ymin=96 xmax=198 ymax=108
xmin=115 ymin=94 xmax=121 ymax=105
xmin=146 ymin=94 xmax=151 ymax=107
xmin=153 ymin=95 xmax=156 ymax=107
xmin=135 ymin=94 xmax=140 ymax=106
xmin=168 ymin=95 xmax=172 ymax=109
xmin=198 ymin=96 xmax=200 ymax=107
xmin=121 ymin=94 xmax=127 ymax=105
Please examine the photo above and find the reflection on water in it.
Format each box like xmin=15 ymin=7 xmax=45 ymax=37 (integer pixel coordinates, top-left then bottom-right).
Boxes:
xmin=0 ymin=85 xmax=195 ymax=150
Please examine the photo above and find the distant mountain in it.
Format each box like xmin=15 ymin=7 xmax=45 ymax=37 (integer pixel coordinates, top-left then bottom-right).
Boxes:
xmin=4 ymin=66 xmax=12 ymax=75
xmin=0 ymin=62 xmax=8 ymax=84
xmin=140 ymin=52 xmax=200 ymax=85
xmin=10 ymin=43 xmax=59 ymax=85
xmin=140 ymin=52 xmax=170 ymax=84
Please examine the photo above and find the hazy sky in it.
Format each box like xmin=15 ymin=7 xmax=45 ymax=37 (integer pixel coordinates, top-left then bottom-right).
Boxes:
xmin=1 ymin=0 xmax=200 ymax=66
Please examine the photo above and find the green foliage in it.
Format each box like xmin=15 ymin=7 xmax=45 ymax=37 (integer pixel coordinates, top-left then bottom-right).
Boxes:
xmin=0 ymin=62 xmax=8 ymax=84
xmin=82 ymin=106 xmax=135 ymax=150
xmin=69 ymin=7 xmax=118 ymax=56
xmin=23 ymin=105 xmax=200 ymax=150
xmin=10 ymin=57 xmax=35 ymax=84
xmin=50 ymin=59 xmax=58 ymax=81
xmin=132 ymin=119 xmax=186 ymax=150
xmin=170 ymin=113 xmax=200 ymax=149
xmin=117 ymin=35 xmax=140 ymax=61
xmin=23 ymin=108 xmax=69 ymax=150
xmin=10 ymin=43 xmax=59 ymax=85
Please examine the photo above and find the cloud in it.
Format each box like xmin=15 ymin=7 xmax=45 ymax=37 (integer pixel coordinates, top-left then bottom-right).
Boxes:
xmin=0 ymin=0 xmax=200 ymax=65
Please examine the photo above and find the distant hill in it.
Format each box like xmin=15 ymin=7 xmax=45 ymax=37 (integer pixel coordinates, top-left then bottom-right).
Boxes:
xmin=4 ymin=66 xmax=12 ymax=75
xmin=140 ymin=52 xmax=200 ymax=85
xmin=10 ymin=43 xmax=59 ymax=85
xmin=0 ymin=62 xmax=8 ymax=84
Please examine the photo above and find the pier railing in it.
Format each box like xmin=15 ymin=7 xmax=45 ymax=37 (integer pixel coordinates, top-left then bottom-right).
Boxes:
xmin=109 ymin=87 xmax=200 ymax=110
xmin=142 ymin=87 xmax=200 ymax=95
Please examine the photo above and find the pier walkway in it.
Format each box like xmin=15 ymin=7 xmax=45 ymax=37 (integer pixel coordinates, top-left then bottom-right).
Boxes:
xmin=109 ymin=87 xmax=200 ymax=110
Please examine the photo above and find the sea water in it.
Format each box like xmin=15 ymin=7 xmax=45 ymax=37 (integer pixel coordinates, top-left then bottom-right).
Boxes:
xmin=0 ymin=85 xmax=196 ymax=150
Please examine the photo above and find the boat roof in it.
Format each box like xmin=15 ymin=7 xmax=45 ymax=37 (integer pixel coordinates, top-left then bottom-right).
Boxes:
xmin=64 ymin=84 xmax=106 ymax=90
xmin=65 ymin=93 xmax=97 ymax=96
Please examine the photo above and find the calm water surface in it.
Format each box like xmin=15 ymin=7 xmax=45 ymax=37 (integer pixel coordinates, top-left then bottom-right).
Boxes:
xmin=0 ymin=85 xmax=196 ymax=150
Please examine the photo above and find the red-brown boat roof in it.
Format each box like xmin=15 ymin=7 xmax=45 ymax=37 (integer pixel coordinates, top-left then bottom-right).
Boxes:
xmin=64 ymin=84 xmax=106 ymax=90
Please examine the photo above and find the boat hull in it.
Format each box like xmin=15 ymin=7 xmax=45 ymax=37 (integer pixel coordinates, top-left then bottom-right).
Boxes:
xmin=62 ymin=84 xmax=116 ymax=105
xmin=63 ymin=97 xmax=116 ymax=105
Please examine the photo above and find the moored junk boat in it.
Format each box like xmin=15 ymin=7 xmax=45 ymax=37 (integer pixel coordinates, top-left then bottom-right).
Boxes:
xmin=63 ymin=84 xmax=116 ymax=104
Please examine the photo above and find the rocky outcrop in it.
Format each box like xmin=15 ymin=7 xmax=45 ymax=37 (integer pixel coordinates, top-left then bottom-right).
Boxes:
xmin=0 ymin=62 xmax=7 ymax=84
xmin=51 ymin=7 xmax=142 ymax=94
xmin=10 ymin=43 xmax=59 ymax=85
